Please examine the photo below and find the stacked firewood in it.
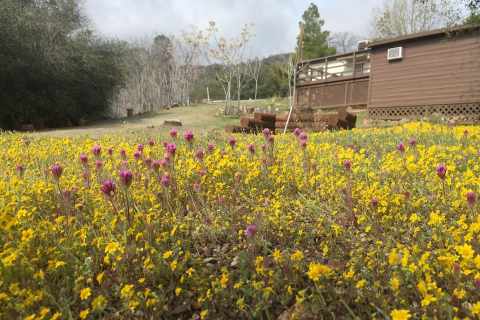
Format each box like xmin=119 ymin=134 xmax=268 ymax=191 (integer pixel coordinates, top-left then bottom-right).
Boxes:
xmin=226 ymin=108 xmax=357 ymax=133
xmin=226 ymin=112 xmax=276 ymax=133
xmin=276 ymin=107 xmax=357 ymax=132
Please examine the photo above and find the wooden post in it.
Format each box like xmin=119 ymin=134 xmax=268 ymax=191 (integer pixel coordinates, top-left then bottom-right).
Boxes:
xmin=352 ymin=52 xmax=357 ymax=78
xmin=325 ymin=57 xmax=328 ymax=80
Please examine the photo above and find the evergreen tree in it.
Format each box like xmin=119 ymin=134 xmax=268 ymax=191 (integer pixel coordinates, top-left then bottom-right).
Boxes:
xmin=296 ymin=3 xmax=336 ymax=60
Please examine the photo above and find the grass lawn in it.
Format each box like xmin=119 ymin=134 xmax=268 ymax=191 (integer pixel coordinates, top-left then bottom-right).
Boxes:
xmin=31 ymin=98 xmax=290 ymax=138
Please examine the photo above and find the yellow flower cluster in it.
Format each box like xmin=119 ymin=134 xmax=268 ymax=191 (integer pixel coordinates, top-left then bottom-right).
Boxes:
xmin=0 ymin=122 xmax=479 ymax=318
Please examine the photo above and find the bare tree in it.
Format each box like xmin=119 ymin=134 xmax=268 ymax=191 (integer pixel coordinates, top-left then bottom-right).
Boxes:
xmin=247 ymin=57 xmax=263 ymax=100
xmin=111 ymin=28 xmax=206 ymax=117
xmin=329 ymin=32 xmax=363 ymax=53
xmin=206 ymin=22 xmax=254 ymax=115
xmin=371 ymin=0 xmax=464 ymax=38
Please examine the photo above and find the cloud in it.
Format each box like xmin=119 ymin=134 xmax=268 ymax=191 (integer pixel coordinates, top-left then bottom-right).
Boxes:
xmin=83 ymin=0 xmax=383 ymax=56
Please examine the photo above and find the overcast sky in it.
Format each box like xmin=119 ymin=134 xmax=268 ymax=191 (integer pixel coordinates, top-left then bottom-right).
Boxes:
xmin=83 ymin=0 xmax=383 ymax=57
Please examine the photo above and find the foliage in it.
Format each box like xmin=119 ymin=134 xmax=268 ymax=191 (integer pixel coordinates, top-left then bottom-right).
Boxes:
xmin=372 ymin=0 xmax=465 ymax=38
xmin=0 ymin=0 xmax=125 ymax=130
xmin=296 ymin=3 xmax=336 ymax=60
xmin=1 ymin=123 xmax=480 ymax=318
xmin=191 ymin=54 xmax=291 ymax=102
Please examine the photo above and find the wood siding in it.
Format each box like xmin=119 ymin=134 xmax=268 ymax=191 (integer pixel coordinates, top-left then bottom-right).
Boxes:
xmin=296 ymin=76 xmax=369 ymax=109
xmin=368 ymin=32 xmax=480 ymax=108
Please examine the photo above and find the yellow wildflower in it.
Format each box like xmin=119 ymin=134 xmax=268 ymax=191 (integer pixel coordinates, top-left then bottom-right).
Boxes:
xmin=307 ymin=262 xmax=332 ymax=282
xmin=80 ymin=288 xmax=92 ymax=300
xmin=390 ymin=309 xmax=411 ymax=320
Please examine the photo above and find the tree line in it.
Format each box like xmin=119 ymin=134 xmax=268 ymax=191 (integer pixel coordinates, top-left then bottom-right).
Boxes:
xmin=1 ymin=0 xmax=478 ymax=129
xmin=0 ymin=0 xmax=125 ymax=130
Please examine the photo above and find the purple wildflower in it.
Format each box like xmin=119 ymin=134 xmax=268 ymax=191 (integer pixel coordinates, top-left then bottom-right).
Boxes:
xmin=95 ymin=160 xmax=103 ymax=171
xmin=397 ymin=143 xmax=405 ymax=153
xmin=436 ymin=164 xmax=447 ymax=180
xmin=166 ymin=143 xmax=177 ymax=156
xmin=16 ymin=165 xmax=25 ymax=176
xmin=248 ymin=143 xmax=256 ymax=155
xmin=262 ymin=128 xmax=271 ymax=138
xmin=195 ymin=148 xmax=205 ymax=161
xmin=120 ymin=149 xmax=127 ymax=160
xmin=207 ymin=143 xmax=215 ymax=153
xmin=343 ymin=160 xmax=352 ymax=171
xmin=467 ymin=191 xmax=476 ymax=206
xmin=184 ymin=130 xmax=194 ymax=143
xmin=79 ymin=153 xmax=88 ymax=165
xmin=133 ymin=151 xmax=141 ymax=160
xmin=100 ymin=179 xmax=116 ymax=197
xmin=245 ymin=224 xmax=257 ymax=238
xmin=92 ymin=145 xmax=101 ymax=157
xmin=299 ymin=132 xmax=308 ymax=142
xmin=51 ymin=163 xmax=63 ymax=180
xmin=160 ymin=173 xmax=171 ymax=188
xmin=119 ymin=170 xmax=133 ymax=188
xmin=170 ymin=128 xmax=178 ymax=139
xmin=228 ymin=137 xmax=236 ymax=148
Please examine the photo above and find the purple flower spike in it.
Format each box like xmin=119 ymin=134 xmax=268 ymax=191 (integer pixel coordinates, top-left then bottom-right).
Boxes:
xmin=228 ymin=137 xmax=236 ymax=148
xmin=101 ymin=179 xmax=116 ymax=197
xmin=467 ymin=191 xmax=476 ymax=206
xmin=409 ymin=138 xmax=417 ymax=146
xmin=207 ymin=143 xmax=215 ymax=153
xmin=248 ymin=144 xmax=256 ymax=155
xmin=371 ymin=197 xmax=379 ymax=208
xmin=166 ymin=143 xmax=177 ymax=156
xmin=293 ymin=128 xmax=302 ymax=137
xmin=137 ymin=144 xmax=144 ymax=152
xmin=170 ymin=128 xmax=178 ymax=139
xmin=299 ymin=132 xmax=308 ymax=142
xmin=51 ymin=163 xmax=63 ymax=180
xmin=133 ymin=151 xmax=141 ymax=160
xmin=262 ymin=128 xmax=271 ymax=138
xmin=16 ymin=165 xmax=25 ymax=176
xmin=160 ymin=173 xmax=171 ymax=188
xmin=119 ymin=170 xmax=133 ymax=188
xmin=397 ymin=143 xmax=405 ymax=153
xmin=436 ymin=164 xmax=447 ymax=180
xmin=343 ymin=160 xmax=352 ymax=171
xmin=152 ymin=160 xmax=161 ymax=172
xmin=95 ymin=160 xmax=103 ymax=171
xmin=195 ymin=148 xmax=205 ymax=161
xmin=79 ymin=153 xmax=88 ymax=165
xmin=184 ymin=130 xmax=194 ymax=143
xmin=92 ymin=145 xmax=101 ymax=157
xmin=245 ymin=224 xmax=257 ymax=238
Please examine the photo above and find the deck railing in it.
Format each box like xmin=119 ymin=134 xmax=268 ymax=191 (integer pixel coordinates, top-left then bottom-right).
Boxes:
xmin=297 ymin=50 xmax=371 ymax=85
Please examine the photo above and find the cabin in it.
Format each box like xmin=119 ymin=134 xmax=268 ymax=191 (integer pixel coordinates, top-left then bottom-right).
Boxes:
xmin=296 ymin=24 xmax=480 ymax=121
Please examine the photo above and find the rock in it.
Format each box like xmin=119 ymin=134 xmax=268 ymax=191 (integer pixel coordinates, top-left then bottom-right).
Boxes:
xmin=163 ymin=119 xmax=182 ymax=126
xmin=20 ymin=124 xmax=35 ymax=132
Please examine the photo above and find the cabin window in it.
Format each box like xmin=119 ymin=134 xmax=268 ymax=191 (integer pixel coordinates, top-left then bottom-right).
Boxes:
xmin=387 ymin=47 xmax=403 ymax=61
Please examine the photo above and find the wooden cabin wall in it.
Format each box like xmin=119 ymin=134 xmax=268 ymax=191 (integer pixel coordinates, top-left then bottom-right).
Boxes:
xmin=368 ymin=33 xmax=480 ymax=109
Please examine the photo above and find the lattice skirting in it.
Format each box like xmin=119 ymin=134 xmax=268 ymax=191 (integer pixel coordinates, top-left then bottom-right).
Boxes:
xmin=368 ymin=103 xmax=480 ymax=121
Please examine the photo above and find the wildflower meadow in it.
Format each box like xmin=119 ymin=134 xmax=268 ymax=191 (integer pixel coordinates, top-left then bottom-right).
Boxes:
xmin=1 ymin=123 xmax=480 ymax=319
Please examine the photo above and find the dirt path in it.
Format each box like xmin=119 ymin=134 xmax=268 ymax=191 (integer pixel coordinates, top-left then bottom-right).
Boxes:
xmin=30 ymin=104 xmax=238 ymax=137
